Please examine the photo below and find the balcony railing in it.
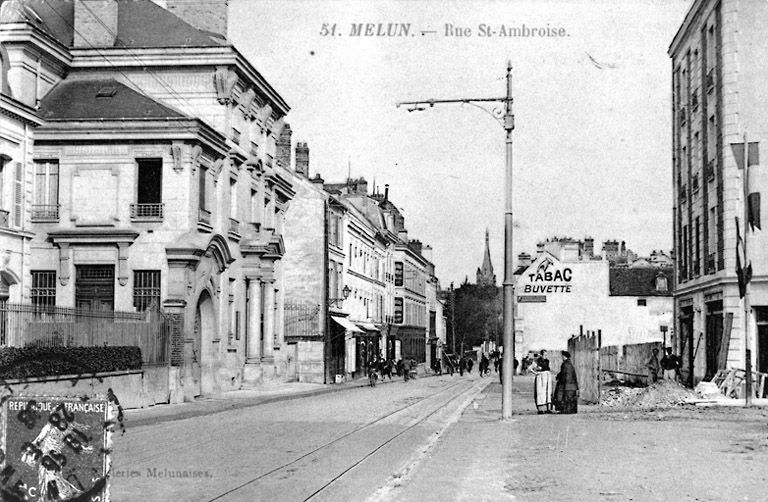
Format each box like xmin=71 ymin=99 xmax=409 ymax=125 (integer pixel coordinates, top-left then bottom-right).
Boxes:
xmin=679 ymin=184 xmax=687 ymax=202
xmin=705 ymin=159 xmax=715 ymax=181
xmin=31 ymin=204 xmax=59 ymax=222
xmin=0 ymin=209 xmax=9 ymax=228
xmin=706 ymin=253 xmax=716 ymax=273
xmin=130 ymin=203 xmax=164 ymax=220
xmin=691 ymin=90 xmax=699 ymax=110
xmin=228 ymin=217 xmax=240 ymax=236
xmin=198 ymin=207 xmax=211 ymax=225
xmin=679 ymin=106 xmax=687 ymax=126
xmin=692 ymin=173 xmax=699 ymax=192
xmin=706 ymin=68 xmax=715 ymax=91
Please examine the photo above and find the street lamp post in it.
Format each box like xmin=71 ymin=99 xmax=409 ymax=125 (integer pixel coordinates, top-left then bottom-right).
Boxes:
xmin=397 ymin=62 xmax=516 ymax=419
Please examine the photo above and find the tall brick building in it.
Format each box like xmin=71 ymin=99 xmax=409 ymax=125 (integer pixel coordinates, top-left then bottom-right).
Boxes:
xmin=670 ymin=0 xmax=768 ymax=386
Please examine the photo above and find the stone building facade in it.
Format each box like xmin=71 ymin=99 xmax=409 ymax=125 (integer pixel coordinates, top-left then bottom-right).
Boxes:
xmin=0 ymin=0 xmax=296 ymax=399
xmin=670 ymin=0 xmax=768 ymax=386
xmin=0 ymin=83 xmax=41 ymax=307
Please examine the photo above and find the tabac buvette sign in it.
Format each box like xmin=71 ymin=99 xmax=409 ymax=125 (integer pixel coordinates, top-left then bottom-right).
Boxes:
xmin=518 ymin=254 xmax=573 ymax=303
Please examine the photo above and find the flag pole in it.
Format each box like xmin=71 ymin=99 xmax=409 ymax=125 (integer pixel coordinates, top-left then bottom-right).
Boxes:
xmin=743 ymin=132 xmax=753 ymax=406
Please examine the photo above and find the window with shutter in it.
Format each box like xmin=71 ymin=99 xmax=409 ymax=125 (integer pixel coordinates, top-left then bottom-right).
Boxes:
xmin=32 ymin=160 xmax=59 ymax=221
xmin=13 ymin=162 xmax=22 ymax=227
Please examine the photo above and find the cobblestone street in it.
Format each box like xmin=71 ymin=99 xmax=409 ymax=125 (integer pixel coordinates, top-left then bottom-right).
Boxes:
xmin=111 ymin=375 xmax=487 ymax=501
xmin=110 ymin=374 xmax=768 ymax=501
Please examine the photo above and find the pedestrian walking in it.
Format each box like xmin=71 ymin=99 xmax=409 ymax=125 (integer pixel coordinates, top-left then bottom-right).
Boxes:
xmin=660 ymin=347 xmax=681 ymax=381
xmin=554 ymin=351 xmax=579 ymax=414
xmin=467 ymin=357 xmax=474 ymax=374
xmin=448 ymin=356 xmax=455 ymax=376
xmin=480 ymin=353 xmax=490 ymax=377
xmin=403 ymin=358 xmax=412 ymax=382
xmin=529 ymin=350 xmax=553 ymax=414
xmin=396 ymin=359 xmax=404 ymax=377
xmin=459 ymin=356 xmax=466 ymax=376
xmin=646 ymin=348 xmax=661 ymax=385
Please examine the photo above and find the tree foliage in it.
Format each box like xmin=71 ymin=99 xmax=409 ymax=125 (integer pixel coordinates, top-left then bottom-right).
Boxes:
xmin=446 ymin=283 xmax=502 ymax=351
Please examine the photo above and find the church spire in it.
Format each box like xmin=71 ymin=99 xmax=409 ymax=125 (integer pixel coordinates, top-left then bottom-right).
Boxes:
xmin=476 ymin=228 xmax=496 ymax=286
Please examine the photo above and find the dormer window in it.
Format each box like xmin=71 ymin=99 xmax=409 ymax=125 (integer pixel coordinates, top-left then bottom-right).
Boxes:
xmin=655 ymin=273 xmax=668 ymax=292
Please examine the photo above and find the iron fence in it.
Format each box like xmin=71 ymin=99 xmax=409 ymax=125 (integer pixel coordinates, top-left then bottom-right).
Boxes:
xmin=0 ymin=303 xmax=171 ymax=366
xmin=284 ymin=302 xmax=321 ymax=339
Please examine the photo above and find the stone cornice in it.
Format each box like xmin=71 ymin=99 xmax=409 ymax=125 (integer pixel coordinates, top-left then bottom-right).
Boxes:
xmin=0 ymin=94 xmax=42 ymax=126
xmin=0 ymin=22 xmax=72 ymax=69
xmin=48 ymin=229 xmax=139 ymax=245
xmin=266 ymin=169 xmax=296 ymax=201
xmin=35 ymin=117 xmax=228 ymax=156
xmin=668 ymin=0 xmax=710 ymax=56
xmin=68 ymin=44 xmax=290 ymax=116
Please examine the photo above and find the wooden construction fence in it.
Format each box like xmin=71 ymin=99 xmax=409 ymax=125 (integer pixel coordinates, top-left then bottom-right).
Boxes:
xmin=567 ymin=328 xmax=601 ymax=404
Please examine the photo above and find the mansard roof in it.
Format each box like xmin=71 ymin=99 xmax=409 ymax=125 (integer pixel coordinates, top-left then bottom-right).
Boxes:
xmin=609 ymin=267 xmax=673 ymax=297
xmin=39 ymin=78 xmax=186 ymax=120
xmin=23 ymin=0 xmax=225 ymax=48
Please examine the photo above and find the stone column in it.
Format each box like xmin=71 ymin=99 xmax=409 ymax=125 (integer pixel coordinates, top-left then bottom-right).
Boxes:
xmin=246 ymin=278 xmax=262 ymax=362
xmin=262 ymin=279 xmax=275 ymax=359
xmin=275 ymin=285 xmax=284 ymax=348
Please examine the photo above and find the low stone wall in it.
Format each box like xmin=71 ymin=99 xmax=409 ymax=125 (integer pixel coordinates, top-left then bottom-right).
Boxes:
xmin=4 ymin=366 xmax=171 ymax=409
xmin=296 ymin=340 xmax=324 ymax=383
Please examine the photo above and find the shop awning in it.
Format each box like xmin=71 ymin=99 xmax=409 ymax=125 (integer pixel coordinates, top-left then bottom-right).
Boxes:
xmin=331 ymin=316 xmax=363 ymax=333
xmin=356 ymin=322 xmax=379 ymax=332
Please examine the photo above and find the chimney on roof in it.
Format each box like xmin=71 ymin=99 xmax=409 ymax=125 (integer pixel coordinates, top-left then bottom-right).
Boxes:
xmin=295 ymin=142 xmax=309 ymax=178
xmin=275 ymin=124 xmax=292 ymax=172
xmin=383 ymin=184 xmax=389 ymax=203
xmin=74 ymin=0 xmax=118 ymax=48
xmin=583 ymin=237 xmax=594 ymax=258
xmin=165 ymin=0 xmax=228 ymax=37
xmin=348 ymin=177 xmax=368 ymax=195
xmin=409 ymin=239 xmax=423 ymax=255
xmin=422 ymin=245 xmax=433 ymax=262
xmin=518 ymin=252 xmax=532 ymax=269
xmin=398 ymin=229 xmax=408 ymax=242
xmin=0 ymin=1 xmax=25 ymax=23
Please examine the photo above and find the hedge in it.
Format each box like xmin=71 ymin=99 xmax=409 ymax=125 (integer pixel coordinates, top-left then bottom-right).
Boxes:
xmin=0 ymin=346 xmax=142 ymax=380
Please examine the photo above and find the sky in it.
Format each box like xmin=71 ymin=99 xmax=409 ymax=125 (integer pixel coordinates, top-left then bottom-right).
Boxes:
xmin=230 ymin=0 xmax=692 ymax=285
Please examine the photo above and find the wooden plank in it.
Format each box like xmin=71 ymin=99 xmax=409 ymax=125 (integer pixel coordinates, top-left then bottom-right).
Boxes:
xmin=717 ymin=312 xmax=734 ymax=370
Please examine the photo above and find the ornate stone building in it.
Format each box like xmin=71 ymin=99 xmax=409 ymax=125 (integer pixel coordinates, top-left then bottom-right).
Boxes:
xmin=0 ymin=0 xmax=295 ymax=398
xmin=0 ymin=69 xmax=41 ymax=307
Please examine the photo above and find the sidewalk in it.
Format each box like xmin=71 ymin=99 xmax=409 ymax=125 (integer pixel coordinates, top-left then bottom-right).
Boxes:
xmin=389 ymin=375 xmax=768 ymax=502
xmin=123 ymin=372 xmax=424 ymax=429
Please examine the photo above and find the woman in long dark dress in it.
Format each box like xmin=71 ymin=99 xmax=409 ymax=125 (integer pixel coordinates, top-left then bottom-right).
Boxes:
xmin=555 ymin=351 xmax=579 ymax=414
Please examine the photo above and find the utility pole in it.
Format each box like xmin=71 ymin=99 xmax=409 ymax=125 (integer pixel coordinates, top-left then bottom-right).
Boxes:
xmin=741 ymin=133 xmax=753 ymax=406
xmin=398 ymin=62 xmax=516 ymax=419
xmin=450 ymin=282 xmax=456 ymax=355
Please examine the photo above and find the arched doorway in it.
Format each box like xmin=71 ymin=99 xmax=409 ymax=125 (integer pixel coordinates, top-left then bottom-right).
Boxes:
xmin=194 ymin=290 xmax=216 ymax=395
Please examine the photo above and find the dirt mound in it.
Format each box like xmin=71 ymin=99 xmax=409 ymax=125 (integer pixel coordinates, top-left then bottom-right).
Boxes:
xmin=601 ymin=386 xmax=644 ymax=407
xmin=601 ymin=380 xmax=697 ymax=408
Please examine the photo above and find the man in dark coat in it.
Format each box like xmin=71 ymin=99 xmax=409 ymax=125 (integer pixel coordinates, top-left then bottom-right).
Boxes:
xmin=555 ymin=351 xmax=579 ymax=414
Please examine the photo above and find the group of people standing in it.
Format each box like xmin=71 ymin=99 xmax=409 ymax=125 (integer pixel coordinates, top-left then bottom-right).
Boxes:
xmin=646 ymin=347 xmax=682 ymax=384
xmin=367 ymin=356 xmax=417 ymax=387
xmin=528 ymin=350 xmax=579 ymax=414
